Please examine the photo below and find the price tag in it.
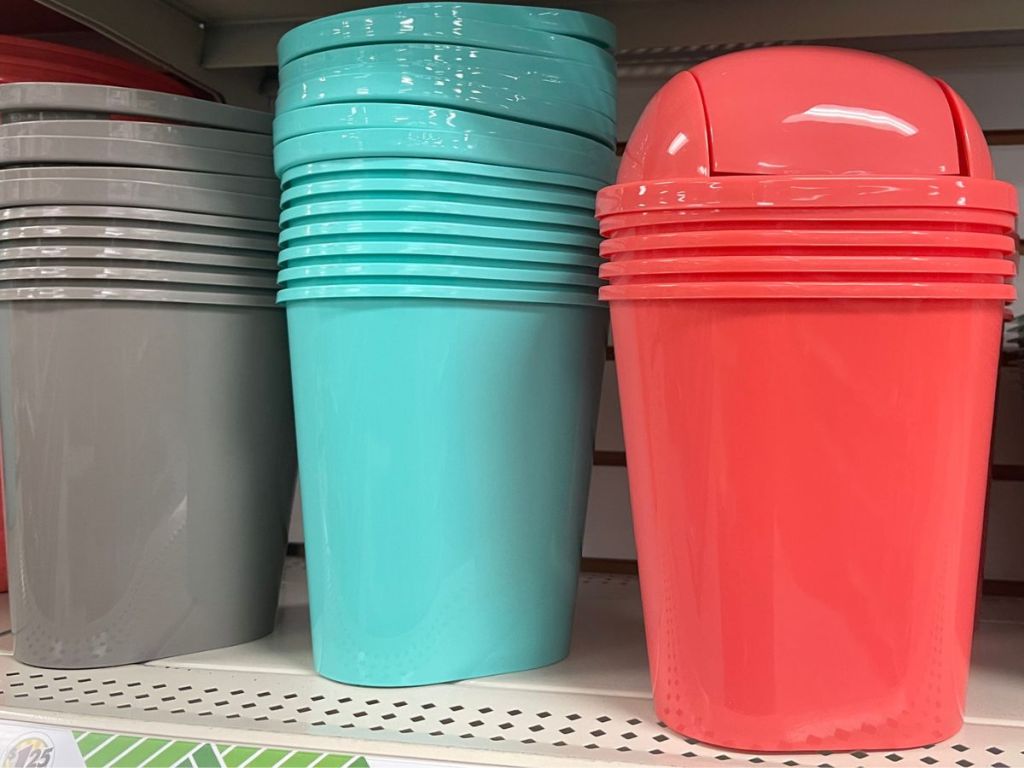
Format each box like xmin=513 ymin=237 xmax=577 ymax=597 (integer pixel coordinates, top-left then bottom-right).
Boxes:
xmin=0 ymin=721 xmax=491 ymax=767
xmin=0 ymin=721 xmax=83 ymax=768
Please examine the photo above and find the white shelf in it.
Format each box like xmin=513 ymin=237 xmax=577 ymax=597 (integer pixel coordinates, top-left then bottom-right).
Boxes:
xmin=0 ymin=558 xmax=1021 ymax=767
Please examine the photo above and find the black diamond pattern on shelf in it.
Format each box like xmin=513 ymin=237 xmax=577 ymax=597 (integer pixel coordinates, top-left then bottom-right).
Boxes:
xmin=8 ymin=647 xmax=1024 ymax=768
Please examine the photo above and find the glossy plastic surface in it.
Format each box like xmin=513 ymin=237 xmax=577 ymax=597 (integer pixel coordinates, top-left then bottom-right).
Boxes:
xmin=0 ymin=264 xmax=279 ymax=290
xmin=613 ymin=47 xmax=1002 ymax=187
xmin=599 ymin=254 xmax=1015 ymax=278
xmin=0 ymin=205 xmax=277 ymax=232
xmin=279 ymin=240 xmax=601 ymax=270
xmin=0 ymin=245 xmax=276 ymax=272
xmin=0 ymin=119 xmax=271 ymax=155
xmin=601 ymin=46 xmax=1016 ymax=750
xmin=0 ymin=135 xmax=275 ymax=178
xmin=279 ymin=196 xmax=598 ymax=231
xmin=693 ymin=47 xmax=959 ymax=176
xmin=281 ymin=156 xmax=603 ymax=192
xmin=0 ymin=223 xmax=277 ymax=253
xmin=0 ymin=176 xmax=279 ymax=220
xmin=599 ymin=229 xmax=1016 ymax=260
xmin=274 ymin=73 xmax=615 ymax=147
xmin=281 ymin=174 xmax=595 ymax=211
xmin=278 ymin=44 xmax=616 ymax=100
xmin=600 ymin=210 xmax=1020 ymax=240
xmin=605 ymin=289 xmax=1005 ymax=749
xmin=277 ymin=261 xmax=600 ymax=289
xmin=278 ymin=218 xmax=600 ymax=250
xmin=0 ymin=164 xmax=280 ymax=195
xmin=602 ymin=279 xmax=1015 ymax=301
xmin=284 ymin=292 xmax=605 ymax=685
xmin=0 ymin=83 xmax=270 ymax=134
xmin=274 ymin=128 xmax=614 ymax=182
xmin=0 ymin=36 xmax=200 ymax=97
xmin=279 ymin=281 xmax=602 ymax=307
xmin=0 ymin=283 xmax=278 ymax=306
xmin=617 ymin=71 xmax=709 ymax=183
xmin=596 ymin=176 xmax=1019 ymax=218
xmin=272 ymin=102 xmax=608 ymax=156
xmin=277 ymin=5 xmax=616 ymax=67
xmin=0 ymin=297 xmax=295 ymax=667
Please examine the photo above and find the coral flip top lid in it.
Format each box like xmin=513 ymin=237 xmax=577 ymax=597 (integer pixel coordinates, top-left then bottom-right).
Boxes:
xmin=602 ymin=47 xmax=1013 ymax=215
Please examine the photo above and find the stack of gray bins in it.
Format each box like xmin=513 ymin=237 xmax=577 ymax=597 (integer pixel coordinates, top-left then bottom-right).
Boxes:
xmin=0 ymin=82 xmax=296 ymax=668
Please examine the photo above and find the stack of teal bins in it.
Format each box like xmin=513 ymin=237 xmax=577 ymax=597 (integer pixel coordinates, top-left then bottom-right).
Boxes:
xmin=274 ymin=2 xmax=617 ymax=686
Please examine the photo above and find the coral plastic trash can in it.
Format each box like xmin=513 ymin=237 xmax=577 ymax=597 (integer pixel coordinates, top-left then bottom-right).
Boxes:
xmin=599 ymin=47 xmax=1019 ymax=751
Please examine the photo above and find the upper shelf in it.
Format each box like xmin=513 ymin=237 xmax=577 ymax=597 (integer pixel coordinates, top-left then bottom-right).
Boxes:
xmin=25 ymin=0 xmax=1024 ymax=104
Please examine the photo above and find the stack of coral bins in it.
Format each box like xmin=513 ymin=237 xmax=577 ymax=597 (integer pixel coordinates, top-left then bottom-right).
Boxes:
xmin=599 ymin=47 xmax=1018 ymax=752
xmin=274 ymin=2 xmax=617 ymax=686
xmin=0 ymin=82 xmax=296 ymax=669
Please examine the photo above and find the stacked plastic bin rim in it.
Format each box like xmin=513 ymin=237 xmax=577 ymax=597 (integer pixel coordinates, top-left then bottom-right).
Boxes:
xmin=597 ymin=46 xmax=1019 ymax=753
xmin=0 ymin=80 xmax=297 ymax=669
xmin=274 ymin=1 xmax=619 ymax=301
xmin=275 ymin=2 xmax=616 ymax=687
xmin=0 ymin=82 xmax=280 ymax=300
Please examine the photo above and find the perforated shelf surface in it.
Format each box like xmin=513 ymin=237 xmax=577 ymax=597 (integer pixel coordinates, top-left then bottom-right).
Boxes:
xmin=0 ymin=560 xmax=1021 ymax=767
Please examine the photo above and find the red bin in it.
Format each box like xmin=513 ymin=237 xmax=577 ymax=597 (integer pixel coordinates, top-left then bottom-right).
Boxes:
xmin=600 ymin=47 xmax=1018 ymax=751
xmin=0 ymin=36 xmax=204 ymax=97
